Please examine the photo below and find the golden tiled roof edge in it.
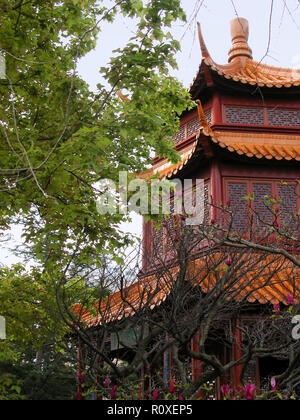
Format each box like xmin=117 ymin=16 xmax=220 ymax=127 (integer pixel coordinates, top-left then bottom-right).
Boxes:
xmin=191 ymin=18 xmax=300 ymax=91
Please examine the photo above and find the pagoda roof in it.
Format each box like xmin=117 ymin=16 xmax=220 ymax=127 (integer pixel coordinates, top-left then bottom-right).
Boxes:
xmin=75 ymin=255 xmax=300 ymax=326
xmin=151 ymin=113 xmax=300 ymax=180
xmin=209 ymin=130 xmax=300 ymax=162
xmin=190 ymin=18 xmax=300 ymax=97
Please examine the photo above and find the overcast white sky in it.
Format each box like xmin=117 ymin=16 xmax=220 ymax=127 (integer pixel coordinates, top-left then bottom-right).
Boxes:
xmin=2 ymin=0 xmax=300 ymax=265
xmin=78 ymin=0 xmax=300 ymax=89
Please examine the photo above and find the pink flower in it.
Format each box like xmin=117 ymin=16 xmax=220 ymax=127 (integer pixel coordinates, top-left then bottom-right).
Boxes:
xmin=271 ymin=377 xmax=276 ymax=391
xmin=178 ymin=396 xmax=184 ymax=400
xmin=221 ymin=384 xmax=230 ymax=398
xmin=244 ymin=384 xmax=256 ymax=400
xmin=77 ymin=373 xmax=85 ymax=384
xmin=287 ymin=294 xmax=295 ymax=305
xmin=226 ymin=254 xmax=232 ymax=267
xmin=169 ymin=380 xmax=175 ymax=394
xmin=210 ymin=219 xmax=216 ymax=225
xmin=104 ymin=378 xmax=110 ymax=388
xmin=75 ymin=392 xmax=82 ymax=400
xmin=273 ymin=219 xmax=280 ymax=228
xmin=153 ymin=389 xmax=159 ymax=400
xmin=111 ymin=385 xmax=117 ymax=400
xmin=273 ymin=303 xmax=280 ymax=315
xmin=181 ymin=215 xmax=186 ymax=221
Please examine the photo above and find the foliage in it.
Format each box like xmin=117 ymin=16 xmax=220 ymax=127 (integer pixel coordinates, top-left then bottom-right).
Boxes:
xmin=0 ymin=373 xmax=24 ymax=400
xmin=0 ymin=264 xmax=71 ymax=362
xmin=0 ymin=346 xmax=77 ymax=400
xmin=0 ymin=0 xmax=191 ymax=275
xmin=0 ymin=0 xmax=191 ymax=385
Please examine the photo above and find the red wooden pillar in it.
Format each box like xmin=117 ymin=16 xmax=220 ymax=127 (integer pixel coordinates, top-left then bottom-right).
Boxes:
xmin=191 ymin=331 xmax=203 ymax=399
xmin=232 ymin=318 xmax=243 ymax=392
xmin=210 ymin=159 xmax=223 ymax=222
xmin=142 ymin=219 xmax=151 ymax=272
xmin=212 ymin=92 xmax=222 ymax=126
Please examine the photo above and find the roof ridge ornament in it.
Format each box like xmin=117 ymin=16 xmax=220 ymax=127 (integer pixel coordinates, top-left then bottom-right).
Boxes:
xmin=197 ymin=22 xmax=210 ymax=59
xmin=228 ymin=17 xmax=253 ymax=63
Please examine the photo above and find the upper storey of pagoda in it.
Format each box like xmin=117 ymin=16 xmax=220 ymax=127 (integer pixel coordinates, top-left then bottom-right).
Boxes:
xmin=190 ymin=17 xmax=300 ymax=98
xmin=150 ymin=18 xmax=300 ymax=179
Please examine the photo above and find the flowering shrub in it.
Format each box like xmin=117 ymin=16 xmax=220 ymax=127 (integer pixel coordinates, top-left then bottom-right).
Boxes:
xmin=77 ymin=295 xmax=299 ymax=401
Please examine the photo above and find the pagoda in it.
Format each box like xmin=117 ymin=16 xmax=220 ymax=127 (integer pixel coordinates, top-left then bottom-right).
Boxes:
xmin=77 ymin=18 xmax=300 ymax=399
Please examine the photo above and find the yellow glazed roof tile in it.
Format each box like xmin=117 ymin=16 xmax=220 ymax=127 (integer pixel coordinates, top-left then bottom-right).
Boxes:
xmin=190 ymin=19 xmax=300 ymax=93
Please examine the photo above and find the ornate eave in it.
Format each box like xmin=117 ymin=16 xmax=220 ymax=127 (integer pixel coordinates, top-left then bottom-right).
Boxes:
xmin=150 ymin=125 xmax=300 ymax=181
xmin=75 ymin=255 xmax=300 ymax=326
xmin=189 ymin=19 xmax=300 ymax=99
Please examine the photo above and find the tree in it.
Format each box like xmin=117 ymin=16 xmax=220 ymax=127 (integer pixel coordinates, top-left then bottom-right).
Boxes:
xmin=57 ymin=207 xmax=300 ymax=400
xmin=0 ymin=0 xmax=191 ymax=274
xmin=0 ymin=0 xmax=192 ymax=379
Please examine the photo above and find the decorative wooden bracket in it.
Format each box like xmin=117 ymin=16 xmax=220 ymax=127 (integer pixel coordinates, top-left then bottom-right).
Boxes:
xmin=196 ymin=99 xmax=214 ymax=159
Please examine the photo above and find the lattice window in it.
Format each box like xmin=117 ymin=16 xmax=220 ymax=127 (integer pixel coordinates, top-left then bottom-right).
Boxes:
xmin=205 ymin=109 xmax=212 ymax=126
xmin=173 ymin=125 xmax=186 ymax=144
xmin=186 ymin=118 xmax=201 ymax=138
xmin=267 ymin=109 xmax=300 ymax=127
xmin=225 ymin=106 xmax=264 ymax=126
xmin=278 ymin=184 xmax=297 ymax=225
xmin=203 ymin=183 xmax=210 ymax=224
xmin=253 ymin=183 xmax=273 ymax=227
xmin=182 ymin=181 xmax=210 ymax=226
xmin=228 ymin=183 xmax=249 ymax=233
xmin=152 ymin=224 xmax=164 ymax=259
xmin=226 ymin=180 xmax=298 ymax=234
xmin=151 ymin=182 xmax=210 ymax=260
xmin=164 ymin=212 xmax=178 ymax=259
xmin=187 ymin=182 xmax=210 ymax=254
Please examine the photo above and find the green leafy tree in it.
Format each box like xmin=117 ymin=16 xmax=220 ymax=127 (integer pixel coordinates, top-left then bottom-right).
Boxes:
xmin=0 ymin=264 xmax=71 ymax=362
xmin=0 ymin=0 xmax=192 ymax=370
xmin=0 ymin=0 xmax=191 ymax=270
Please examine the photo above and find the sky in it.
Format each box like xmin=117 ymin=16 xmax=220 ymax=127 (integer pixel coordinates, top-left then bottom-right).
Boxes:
xmin=78 ymin=0 xmax=300 ymax=89
xmin=2 ymin=0 xmax=300 ymax=265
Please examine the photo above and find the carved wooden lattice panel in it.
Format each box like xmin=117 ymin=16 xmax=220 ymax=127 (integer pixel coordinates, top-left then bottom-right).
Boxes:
xmin=151 ymin=182 xmax=210 ymax=260
xmin=183 ymin=182 xmax=210 ymax=254
xmin=267 ymin=109 xmax=300 ymax=127
xmin=173 ymin=125 xmax=186 ymax=144
xmin=225 ymin=106 xmax=264 ymax=126
xmin=278 ymin=184 xmax=297 ymax=225
xmin=253 ymin=183 xmax=273 ymax=227
xmin=152 ymin=224 xmax=164 ymax=259
xmin=228 ymin=183 xmax=249 ymax=233
xmin=186 ymin=118 xmax=201 ymax=138
xmin=227 ymin=179 xmax=299 ymax=235
xmin=205 ymin=109 xmax=212 ymax=126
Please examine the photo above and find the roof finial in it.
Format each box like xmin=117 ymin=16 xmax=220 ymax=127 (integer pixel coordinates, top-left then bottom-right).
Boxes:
xmin=197 ymin=22 xmax=210 ymax=59
xmin=228 ymin=17 xmax=253 ymax=63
